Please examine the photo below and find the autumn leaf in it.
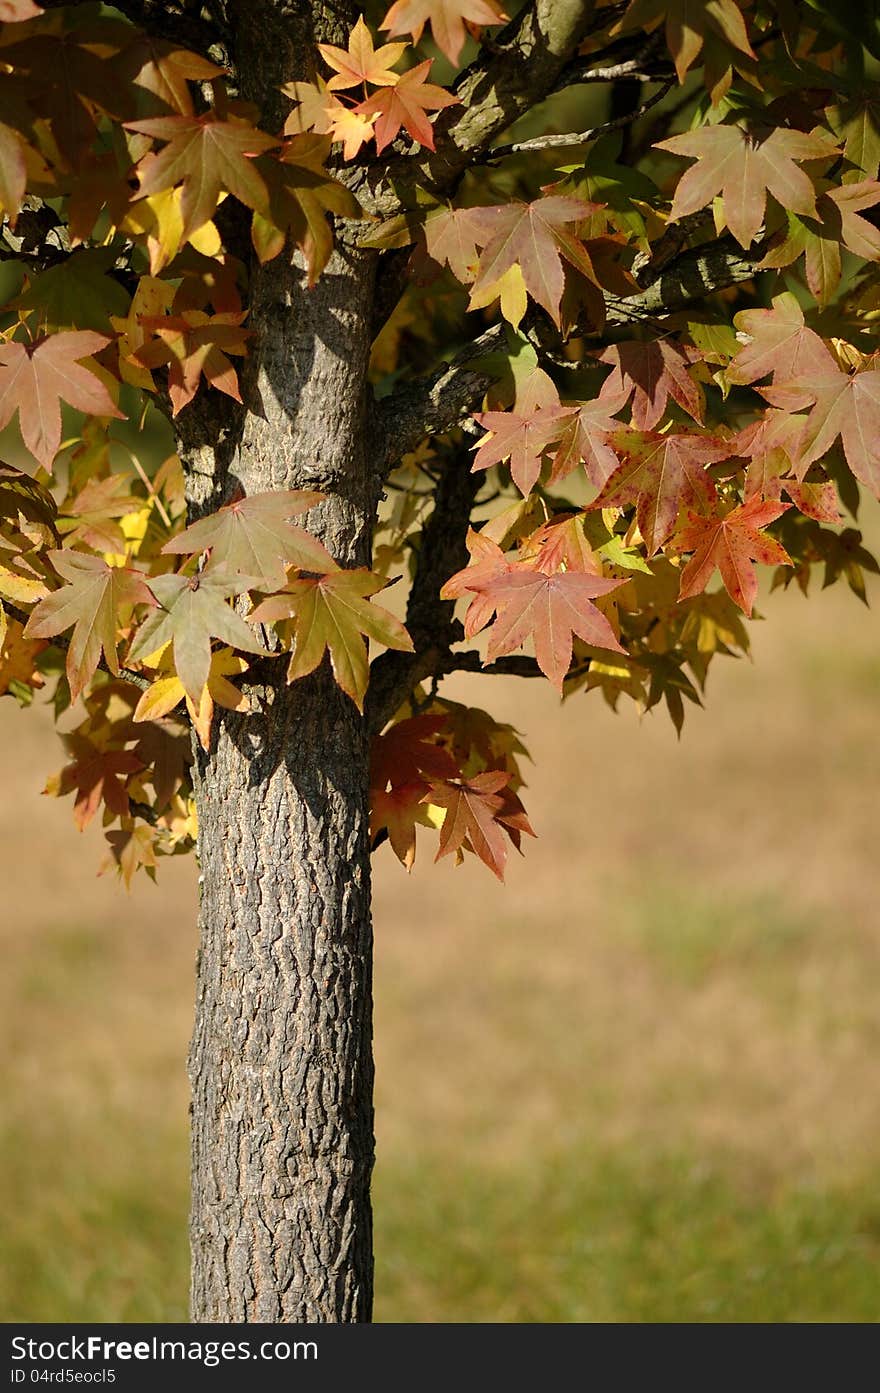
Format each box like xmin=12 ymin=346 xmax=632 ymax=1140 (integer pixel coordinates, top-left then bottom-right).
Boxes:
xmin=282 ymin=78 xmax=340 ymax=137
xmin=370 ymin=781 xmax=431 ymax=869
xmin=0 ymin=23 xmax=135 ymax=164
xmin=318 ymin=16 xmax=406 ymax=89
xmin=110 ymin=275 xmax=176 ymax=390
xmin=355 ymin=59 xmax=458 ymax=153
xmin=251 ymin=569 xmax=413 ymax=709
xmin=424 ymin=204 xmax=489 ymax=284
xmin=101 ymin=822 xmax=159 ymax=888
xmin=131 ymin=309 xmax=252 ymax=414
xmin=133 ymin=646 xmax=251 ymax=751
xmin=472 ymin=566 xmax=626 ymax=690
xmin=548 ymin=394 xmax=630 ymax=488
xmin=0 ymin=331 xmax=124 ymax=470
xmin=163 ymin=488 xmax=335 ymax=588
xmin=591 ymin=429 xmax=729 ymax=555
xmin=522 ymin=514 xmax=604 ymax=576
xmin=471 ymin=369 xmax=573 ymax=496
xmin=119 ymin=35 xmax=224 ymax=117
xmin=440 ymin=527 xmax=516 ymax=641
xmin=51 ymin=739 xmax=143 ymax=832
xmin=130 ymin=717 xmax=191 ymax=812
xmin=127 ymin=569 xmax=266 ymax=707
xmin=14 ymin=248 xmax=131 ymax=333
xmin=727 ymin=292 xmax=837 ymax=385
xmin=25 ymin=552 xmax=155 ymax=701
xmin=759 ymin=180 xmax=880 ymax=304
xmin=428 ymin=770 xmax=529 ymax=881
xmin=0 ymin=615 xmax=45 ymax=697
xmin=676 ymin=496 xmax=792 ymax=615
xmin=656 ymin=125 xmax=835 ymax=247
xmin=0 ymin=1 xmax=43 ymax=20
xmin=468 ymin=196 xmax=601 ymax=328
xmin=380 ymin=0 xmax=508 ymax=65
xmin=370 ymin=713 xmax=459 ymax=869
xmin=767 ymin=365 xmax=880 ymax=496
xmin=735 ymin=407 xmax=807 ymax=478
xmin=828 ymin=92 xmax=880 ymax=181
xmin=598 ymin=339 xmax=704 ymax=429
xmin=613 ymin=0 xmax=755 ymax=84
xmin=372 ymin=713 xmax=459 ymax=789
xmin=250 ymin=136 xmax=361 ymax=280
xmin=127 ymin=112 xmax=279 ymax=239
xmin=0 ymin=121 xmax=27 ymax=222
xmin=58 ymin=475 xmax=140 ymax=553
xmin=326 ymin=105 xmax=378 ymax=160
xmin=743 ymin=450 xmax=841 ymax=524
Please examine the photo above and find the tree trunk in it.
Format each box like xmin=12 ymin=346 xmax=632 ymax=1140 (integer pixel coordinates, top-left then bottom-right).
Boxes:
xmin=187 ymin=245 xmax=378 ymax=1321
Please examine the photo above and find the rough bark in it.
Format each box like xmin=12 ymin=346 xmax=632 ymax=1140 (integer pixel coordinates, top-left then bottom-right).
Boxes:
xmin=177 ymin=0 xmax=379 ymax=1326
xmin=186 ymin=246 xmax=378 ymax=1320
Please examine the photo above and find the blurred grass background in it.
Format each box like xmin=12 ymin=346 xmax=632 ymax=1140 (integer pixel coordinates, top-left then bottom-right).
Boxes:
xmin=2 ymin=506 xmax=879 ymax=1322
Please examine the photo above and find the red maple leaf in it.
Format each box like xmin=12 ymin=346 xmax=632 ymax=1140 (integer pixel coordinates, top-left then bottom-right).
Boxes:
xmin=0 ymin=331 xmax=123 ymax=470
xmin=428 ymin=770 xmax=527 ymax=881
xmin=471 ymin=370 xmax=573 ymax=495
xmin=381 ymin=0 xmax=508 ymax=65
xmin=765 ymin=364 xmax=880 ymax=498
xmin=370 ymin=714 xmax=460 ymax=869
xmin=591 ymin=428 xmax=730 ymax=555
xmin=468 ymin=196 xmax=601 ymax=327
xmin=355 ymin=60 xmax=458 ymax=153
xmin=727 ymin=293 xmax=838 ymax=386
xmin=54 ymin=740 xmax=144 ymax=832
xmin=656 ymin=125 xmax=835 ymax=248
xmin=132 ymin=310 xmax=252 ymax=415
xmin=676 ymin=496 xmax=792 ymax=615
xmin=440 ymin=528 xmax=517 ymax=640
xmin=127 ymin=112 xmax=279 ymax=238
xmin=548 ymin=394 xmax=629 ymax=488
xmin=598 ymin=340 xmax=704 ymax=429
xmin=478 ymin=566 xmax=626 ymax=690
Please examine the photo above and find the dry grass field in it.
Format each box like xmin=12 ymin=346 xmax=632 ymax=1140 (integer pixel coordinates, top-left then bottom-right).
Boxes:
xmin=2 ymin=504 xmax=879 ymax=1321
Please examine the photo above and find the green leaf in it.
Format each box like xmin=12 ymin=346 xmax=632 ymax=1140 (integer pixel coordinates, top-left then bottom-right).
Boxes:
xmin=15 ymin=249 xmax=131 ymax=332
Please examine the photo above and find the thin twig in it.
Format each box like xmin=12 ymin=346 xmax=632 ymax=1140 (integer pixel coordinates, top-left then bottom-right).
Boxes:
xmin=2 ymin=599 xmax=153 ymax=693
xmin=486 ymin=78 xmax=675 ymax=161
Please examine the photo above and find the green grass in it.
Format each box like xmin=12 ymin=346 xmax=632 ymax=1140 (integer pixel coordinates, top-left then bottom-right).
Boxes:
xmin=1 ymin=1116 xmax=190 ymax=1322
xmin=4 ymin=1118 xmax=878 ymax=1322
xmin=374 ymin=1153 xmax=880 ymax=1322
xmin=621 ymin=883 xmax=817 ymax=988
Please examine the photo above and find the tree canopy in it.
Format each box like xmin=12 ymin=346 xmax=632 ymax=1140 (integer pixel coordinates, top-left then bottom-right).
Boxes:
xmin=0 ymin=0 xmax=878 ymax=883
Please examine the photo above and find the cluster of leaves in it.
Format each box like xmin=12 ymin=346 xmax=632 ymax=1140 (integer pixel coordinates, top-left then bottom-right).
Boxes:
xmin=0 ymin=0 xmax=878 ymax=883
xmin=369 ymin=702 xmax=533 ymax=879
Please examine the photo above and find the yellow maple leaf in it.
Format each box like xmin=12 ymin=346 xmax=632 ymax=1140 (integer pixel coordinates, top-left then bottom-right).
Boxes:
xmin=133 ymin=645 xmax=251 ymax=750
xmin=111 ymin=276 xmax=176 ymax=391
xmin=0 ymin=615 xmax=46 ymax=696
xmin=318 ymin=16 xmax=406 ymax=90
xmin=120 ymin=187 xmax=224 ymax=274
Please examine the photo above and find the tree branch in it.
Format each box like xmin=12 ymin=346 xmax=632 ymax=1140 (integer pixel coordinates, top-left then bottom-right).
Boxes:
xmin=374 ymin=324 xmax=506 ymax=473
xmin=604 ymin=235 xmax=759 ymax=322
xmin=374 ymin=237 xmax=761 ymax=469
xmin=549 ymin=28 xmax=672 ymax=91
xmin=486 ymin=77 xmax=674 ymax=160
xmin=2 ymin=601 xmax=152 ymax=694
xmin=38 ymin=0 xmax=228 ymax=58
xmin=366 ymin=447 xmax=483 ymax=733
xmin=350 ymin=1 xmax=602 ymax=219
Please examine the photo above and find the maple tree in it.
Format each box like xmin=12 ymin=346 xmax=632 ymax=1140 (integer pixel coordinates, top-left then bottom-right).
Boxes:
xmin=1 ymin=0 xmax=878 ymax=1327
